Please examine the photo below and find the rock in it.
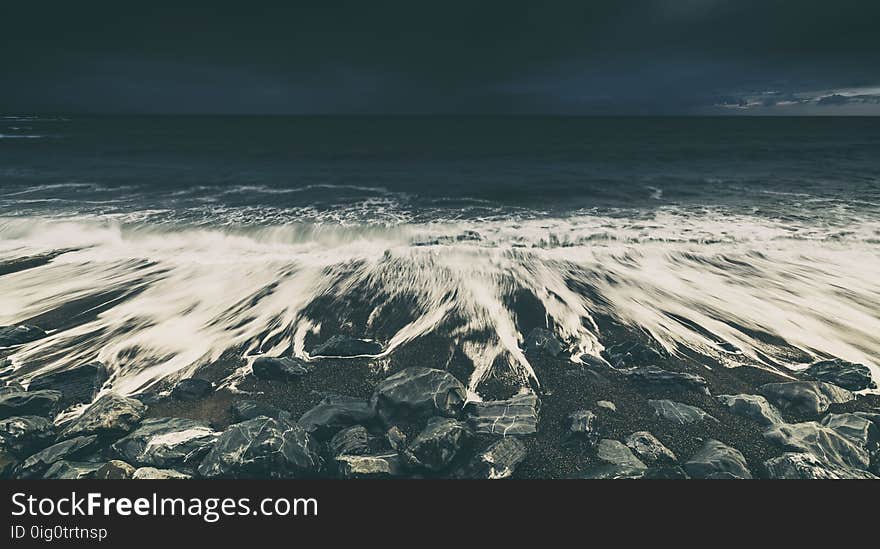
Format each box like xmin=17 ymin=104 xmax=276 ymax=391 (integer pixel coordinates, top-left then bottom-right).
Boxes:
xmin=458 ymin=438 xmax=527 ymax=479
xmin=802 ymin=359 xmax=876 ymax=391
xmin=684 ymin=439 xmax=752 ymax=479
xmin=0 ymin=324 xmax=46 ymax=346
xmin=523 ymin=327 xmax=564 ymax=357
xmin=717 ymin=394 xmax=784 ymax=426
xmin=603 ymin=340 xmax=667 ymax=368
xmin=298 ymin=394 xmax=375 ymax=438
xmin=230 ymin=400 xmax=289 ymax=422
xmin=466 ymin=393 xmax=540 ymax=436
xmin=573 ymin=464 xmax=648 ymax=479
xmin=251 ymin=356 xmax=311 ymax=381
xmin=763 ymin=421 xmax=870 ymax=472
xmin=596 ymin=439 xmax=647 ymax=470
xmin=1 ymin=450 xmax=18 ymax=479
xmin=0 ymin=390 xmax=62 ymax=419
xmin=58 ymin=393 xmax=146 ymax=441
xmin=759 ymin=381 xmax=853 ymax=416
xmin=111 ymin=417 xmax=218 ymax=468
xmin=596 ymin=400 xmax=617 ymax=412
xmin=132 ymin=467 xmax=191 ymax=479
xmin=567 ymin=409 xmax=600 ymax=444
xmin=0 ymin=381 xmax=26 ymax=396
xmin=311 ymin=335 xmax=382 ymax=357
xmin=15 ymin=435 xmax=99 ymax=479
xmin=95 ymin=459 xmax=136 ymax=479
xmin=197 ymin=416 xmax=322 ymax=479
xmin=42 ymin=460 xmax=102 ymax=479
xmin=0 ymin=415 xmax=56 ymax=456
xmin=620 ymin=365 xmax=709 ymax=394
xmin=625 ymin=432 xmax=677 ymax=465
xmin=821 ymin=413 xmax=878 ymax=451
xmin=648 ymin=399 xmax=716 ymax=425
xmin=329 ymin=425 xmax=373 ymax=457
xmin=171 ymin=378 xmax=213 ymax=401
xmin=336 ymin=453 xmax=403 ymax=478
xmin=764 ymin=452 xmax=877 ymax=479
xmin=28 ymin=362 xmax=109 ymax=409
xmin=385 ymin=426 xmax=408 ymax=452
xmin=407 ymin=417 xmax=473 ymax=472
xmin=371 ymin=367 xmax=467 ymax=424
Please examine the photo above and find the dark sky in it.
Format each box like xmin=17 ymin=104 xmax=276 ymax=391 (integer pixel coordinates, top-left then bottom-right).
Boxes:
xmin=2 ymin=0 xmax=879 ymax=115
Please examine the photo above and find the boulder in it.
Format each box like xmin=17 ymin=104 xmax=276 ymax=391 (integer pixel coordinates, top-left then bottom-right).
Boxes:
xmin=596 ymin=439 xmax=647 ymax=470
xmin=764 ymin=452 xmax=877 ymax=479
xmin=625 ymin=431 xmax=677 ymax=465
xmin=335 ymin=453 xmax=403 ymax=478
xmin=802 ymin=359 xmax=876 ymax=391
xmin=251 ymin=356 xmax=311 ymax=381
xmin=111 ymin=417 xmax=218 ymax=468
xmin=648 ymin=399 xmax=716 ymax=425
xmin=596 ymin=400 xmax=617 ymax=412
xmin=0 ymin=324 xmax=46 ymax=346
xmin=763 ymin=421 xmax=870 ymax=472
xmin=572 ymin=464 xmax=647 ymax=479
xmin=821 ymin=413 xmax=878 ymax=451
xmin=197 ymin=416 xmax=322 ymax=479
xmin=458 ymin=437 xmax=527 ymax=479
xmin=523 ymin=327 xmax=565 ymax=357
xmin=28 ymin=362 xmax=109 ymax=409
xmin=684 ymin=439 xmax=752 ymax=479
xmin=58 ymin=393 xmax=146 ymax=441
xmin=298 ymin=394 xmax=375 ymax=438
xmin=329 ymin=425 xmax=373 ymax=457
xmin=717 ymin=394 xmax=784 ymax=426
xmin=171 ymin=378 xmax=213 ymax=401
xmin=385 ymin=426 xmax=408 ymax=452
xmin=371 ymin=368 xmax=467 ymax=423
xmin=0 ymin=390 xmax=62 ymax=419
xmin=15 ymin=435 xmax=99 ymax=479
xmin=0 ymin=381 xmax=26 ymax=396
xmin=602 ymin=340 xmax=667 ymax=368
xmin=620 ymin=365 xmax=709 ymax=394
xmin=1 ymin=450 xmax=18 ymax=479
xmin=311 ymin=335 xmax=382 ymax=357
xmin=230 ymin=400 xmax=289 ymax=422
xmin=42 ymin=460 xmax=102 ymax=479
xmin=0 ymin=415 xmax=56 ymax=456
xmin=567 ymin=409 xmax=600 ymax=444
xmin=95 ymin=459 xmax=136 ymax=479
xmin=758 ymin=381 xmax=853 ymax=416
xmin=132 ymin=467 xmax=191 ymax=479
xmin=407 ymin=417 xmax=473 ymax=472
xmin=466 ymin=393 xmax=540 ymax=436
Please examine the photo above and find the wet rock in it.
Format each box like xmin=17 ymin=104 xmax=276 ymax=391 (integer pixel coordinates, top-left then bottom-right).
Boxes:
xmin=0 ymin=324 xmax=46 ymax=346
xmin=684 ymin=439 xmax=752 ymax=479
xmin=567 ymin=409 xmax=600 ymax=444
xmin=171 ymin=378 xmax=214 ymax=401
xmin=821 ymin=413 xmax=878 ymax=451
xmin=15 ymin=435 xmax=99 ymax=479
xmin=1 ymin=451 xmax=18 ymax=479
xmin=251 ymin=356 xmax=311 ymax=381
xmin=466 ymin=393 xmax=540 ymax=436
xmin=28 ymin=362 xmax=109 ymax=409
xmin=0 ymin=390 xmax=62 ymax=420
xmin=132 ymin=467 xmax=191 ymax=479
xmin=311 ymin=335 xmax=382 ymax=357
xmin=95 ymin=459 xmax=136 ymax=479
xmin=596 ymin=439 xmax=647 ymax=471
xmin=802 ymin=359 xmax=876 ymax=391
xmin=0 ymin=415 xmax=56 ymax=456
xmin=198 ymin=416 xmax=322 ymax=479
xmin=764 ymin=452 xmax=877 ymax=479
xmin=717 ymin=394 xmax=784 ymax=426
xmin=58 ymin=393 xmax=146 ymax=441
xmin=620 ymin=365 xmax=709 ymax=394
xmin=625 ymin=432 xmax=677 ymax=465
xmin=759 ymin=381 xmax=853 ymax=416
xmin=648 ymin=399 xmax=716 ymax=425
xmin=523 ymin=327 xmax=564 ymax=357
xmin=230 ymin=400 xmax=289 ymax=422
xmin=329 ymin=425 xmax=373 ymax=457
xmin=336 ymin=453 xmax=403 ymax=478
xmin=763 ymin=421 xmax=870 ymax=472
xmin=407 ymin=417 xmax=473 ymax=472
xmin=457 ymin=437 xmax=528 ymax=479
xmin=603 ymin=340 xmax=667 ymax=368
xmin=298 ymin=394 xmax=375 ymax=438
xmin=112 ymin=418 xmax=218 ymax=468
xmin=596 ymin=400 xmax=617 ymax=412
xmin=43 ymin=460 xmax=102 ymax=479
xmin=371 ymin=367 xmax=467 ymax=424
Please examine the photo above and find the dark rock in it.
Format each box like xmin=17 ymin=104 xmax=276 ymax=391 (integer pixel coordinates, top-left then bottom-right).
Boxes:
xmin=132 ymin=467 xmax=191 ymax=479
xmin=458 ymin=437 xmax=528 ymax=479
xmin=0 ymin=450 xmax=18 ymax=479
xmin=298 ymin=394 xmax=375 ymax=438
xmin=821 ymin=413 xmax=878 ymax=451
xmin=58 ymin=393 xmax=146 ymax=441
xmin=684 ymin=439 xmax=752 ymax=479
xmin=573 ymin=464 xmax=647 ymax=479
xmin=620 ymin=365 xmax=709 ymax=394
xmin=28 ymin=362 xmax=109 ymax=410
xmin=603 ymin=340 xmax=667 ymax=368
xmin=0 ymin=390 xmax=62 ymax=419
xmin=171 ymin=378 xmax=213 ymax=401
xmin=198 ymin=416 xmax=322 ymax=478
xmin=643 ymin=466 xmax=690 ymax=479
xmin=523 ymin=327 xmax=564 ymax=357
xmin=15 ymin=435 xmax=99 ymax=479
xmin=111 ymin=418 xmax=218 ymax=468
xmin=0 ymin=415 xmax=56 ymax=456
xmin=0 ymin=381 xmax=26 ymax=396
xmin=230 ymin=400 xmax=289 ymax=422
xmin=385 ymin=426 xmax=408 ymax=452
xmin=407 ymin=417 xmax=473 ymax=472
xmin=763 ymin=421 xmax=870 ymax=472
xmin=625 ymin=431 xmax=677 ymax=465
xmin=0 ymin=324 xmax=46 ymax=346
xmin=329 ymin=425 xmax=372 ymax=457
xmin=717 ymin=394 xmax=783 ymax=426
xmin=371 ymin=367 xmax=467 ymax=424
xmin=802 ymin=359 xmax=876 ymax=391
xmin=567 ymin=409 xmax=600 ymax=444
xmin=759 ymin=381 xmax=853 ymax=416
xmin=251 ymin=356 xmax=311 ymax=381
xmin=596 ymin=439 xmax=647 ymax=470
xmin=335 ymin=453 xmax=403 ymax=478
xmin=95 ymin=459 xmax=136 ymax=479
xmin=466 ymin=393 xmax=540 ymax=436
xmin=43 ymin=460 xmax=102 ymax=479
xmin=648 ymin=399 xmax=716 ymax=424
xmin=311 ymin=335 xmax=382 ymax=357
xmin=764 ymin=452 xmax=877 ymax=479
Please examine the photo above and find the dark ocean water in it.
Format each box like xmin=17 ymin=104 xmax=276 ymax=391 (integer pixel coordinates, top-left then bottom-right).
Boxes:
xmin=1 ymin=115 xmax=878 ymax=400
